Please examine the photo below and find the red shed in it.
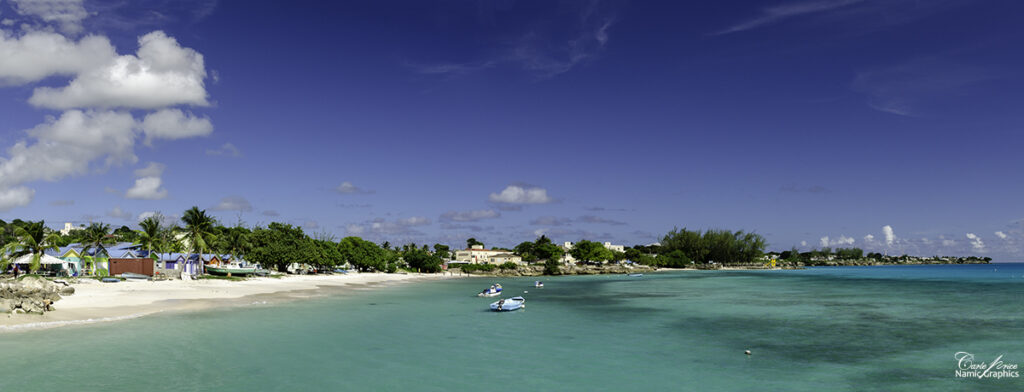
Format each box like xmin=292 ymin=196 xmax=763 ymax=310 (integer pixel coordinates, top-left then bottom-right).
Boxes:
xmin=109 ymin=258 xmax=154 ymax=276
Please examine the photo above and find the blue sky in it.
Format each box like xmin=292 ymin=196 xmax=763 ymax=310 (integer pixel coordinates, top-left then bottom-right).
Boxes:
xmin=1 ymin=0 xmax=1022 ymax=259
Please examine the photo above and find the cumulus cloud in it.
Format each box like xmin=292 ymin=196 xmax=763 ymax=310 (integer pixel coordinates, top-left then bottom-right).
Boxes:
xmin=440 ymin=209 xmax=499 ymax=222
xmin=29 ymin=31 xmax=209 ymax=109
xmin=10 ymin=0 xmax=90 ymax=34
xmin=0 ymin=25 xmax=213 ymax=212
xmin=139 ymin=109 xmax=212 ymax=143
xmin=0 ymin=186 xmax=35 ymax=211
xmin=820 ymin=235 xmax=855 ymax=247
xmin=995 ymin=231 xmax=1008 ymax=240
xmin=125 ymin=176 xmax=167 ymax=200
xmin=863 ymin=234 xmax=875 ymax=242
xmin=336 ymin=181 xmax=373 ymax=195
xmin=0 ymin=110 xmax=137 ymax=207
xmin=0 ymin=30 xmax=115 ymax=84
xmin=137 ymin=211 xmax=158 ymax=221
xmin=211 ymin=196 xmax=253 ymax=212
xmin=205 ymin=142 xmax=241 ymax=157
xmin=882 ymin=225 xmax=895 ymax=246
xmin=965 ymin=233 xmax=985 ymax=251
xmin=489 ymin=185 xmax=553 ymax=205
xmin=125 ymin=161 xmax=168 ymax=199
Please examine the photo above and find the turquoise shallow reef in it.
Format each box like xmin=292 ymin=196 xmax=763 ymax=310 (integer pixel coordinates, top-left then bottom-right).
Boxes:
xmin=2 ymin=264 xmax=1023 ymax=391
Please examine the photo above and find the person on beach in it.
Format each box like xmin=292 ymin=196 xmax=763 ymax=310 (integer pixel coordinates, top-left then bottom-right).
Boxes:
xmin=13 ymin=264 xmax=19 ymax=279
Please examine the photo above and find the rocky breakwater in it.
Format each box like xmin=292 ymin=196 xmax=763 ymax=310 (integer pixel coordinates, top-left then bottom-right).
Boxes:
xmin=1 ymin=277 xmax=75 ymax=315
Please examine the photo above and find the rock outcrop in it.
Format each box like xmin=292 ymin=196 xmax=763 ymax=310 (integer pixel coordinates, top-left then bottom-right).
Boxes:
xmin=0 ymin=276 xmax=74 ymax=314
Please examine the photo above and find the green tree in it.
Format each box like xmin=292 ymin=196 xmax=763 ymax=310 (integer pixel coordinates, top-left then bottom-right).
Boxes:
xmin=135 ymin=215 xmax=163 ymax=261
xmin=340 ymin=236 xmax=386 ymax=272
xmin=248 ymin=223 xmax=313 ymax=272
xmin=433 ymin=244 xmax=451 ymax=260
xmin=514 ymin=241 xmax=537 ymax=262
xmin=81 ymin=222 xmax=114 ymax=275
xmin=466 ymin=237 xmax=484 ymax=249
xmin=181 ymin=207 xmax=218 ymax=275
xmin=569 ymin=240 xmax=613 ymax=264
xmin=403 ymin=246 xmax=442 ymax=273
xmin=1 ymin=221 xmax=61 ymax=273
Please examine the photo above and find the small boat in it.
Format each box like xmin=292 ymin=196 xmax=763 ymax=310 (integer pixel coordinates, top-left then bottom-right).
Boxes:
xmin=119 ymin=272 xmax=150 ymax=280
xmin=205 ymin=264 xmax=258 ymax=276
xmin=628 ymin=273 xmax=643 ymax=277
xmin=490 ymin=296 xmax=526 ymax=312
xmin=534 ymin=281 xmax=544 ymax=288
xmin=478 ymin=283 xmax=503 ymax=297
xmin=101 ymin=277 xmax=120 ymax=283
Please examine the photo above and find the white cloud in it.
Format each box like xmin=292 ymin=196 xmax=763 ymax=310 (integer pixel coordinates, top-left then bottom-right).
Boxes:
xmin=398 ymin=216 xmax=431 ymax=226
xmin=489 ymin=185 xmax=553 ymax=204
xmin=29 ymin=31 xmax=209 ymax=109
xmin=125 ymin=176 xmax=167 ymax=200
xmin=882 ymin=225 xmax=895 ymax=246
xmin=336 ymin=181 xmax=373 ymax=194
xmin=820 ymin=235 xmax=855 ymax=248
xmin=800 ymin=241 xmax=807 ymax=247
xmin=344 ymin=224 xmax=365 ymax=236
xmin=205 ymin=142 xmax=241 ymax=157
xmin=531 ymin=216 xmax=572 ymax=226
xmin=211 ymin=196 xmax=253 ymax=212
xmin=133 ymin=162 xmax=165 ymax=178
xmin=137 ymin=211 xmax=158 ymax=221
xmin=440 ymin=209 xmax=500 ymax=222
xmin=995 ymin=231 xmax=1008 ymax=240
xmin=713 ymin=0 xmax=862 ymax=35
xmin=139 ymin=108 xmax=212 ymax=143
xmin=0 ymin=30 xmax=115 ymax=84
xmin=965 ymin=233 xmax=985 ymax=251
xmin=0 ymin=186 xmax=35 ymax=211
xmin=11 ymin=0 xmax=89 ymax=34
xmin=106 ymin=205 xmax=132 ymax=220
xmin=863 ymin=234 xmax=875 ymax=242
xmin=0 ymin=110 xmax=137 ymax=206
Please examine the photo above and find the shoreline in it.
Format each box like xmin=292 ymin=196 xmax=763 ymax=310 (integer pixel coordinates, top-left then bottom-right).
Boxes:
xmin=1 ymin=273 xmax=455 ymax=333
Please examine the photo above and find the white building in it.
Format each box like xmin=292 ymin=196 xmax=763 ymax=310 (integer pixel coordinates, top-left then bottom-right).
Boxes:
xmin=60 ymin=222 xmax=83 ymax=236
xmin=454 ymin=245 xmax=516 ymax=264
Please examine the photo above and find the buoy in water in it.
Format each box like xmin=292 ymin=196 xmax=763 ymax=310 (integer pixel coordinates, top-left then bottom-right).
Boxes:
xmin=744 ymin=350 xmax=752 ymax=356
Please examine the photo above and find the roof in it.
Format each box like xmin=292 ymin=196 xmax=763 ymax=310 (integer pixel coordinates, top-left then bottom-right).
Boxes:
xmin=12 ymin=253 xmax=67 ymax=265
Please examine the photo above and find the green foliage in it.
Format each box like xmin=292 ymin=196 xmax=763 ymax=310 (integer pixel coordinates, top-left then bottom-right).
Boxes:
xmin=569 ymin=240 xmax=613 ymax=264
xmin=309 ymin=239 xmax=343 ymax=270
xmin=95 ymin=268 xmax=109 ymax=277
xmin=513 ymin=241 xmax=537 ymax=262
xmin=402 ymin=246 xmax=442 ymax=273
xmin=660 ymin=228 xmax=766 ymax=264
xmin=248 ymin=223 xmax=314 ymax=272
xmin=543 ymin=259 xmax=561 ymax=275
xmin=1 ymin=220 xmax=61 ymax=273
xmin=181 ymin=207 xmax=218 ymax=274
xmin=433 ymin=244 xmax=451 ymax=260
xmin=339 ymin=236 xmax=387 ymax=272
xmin=466 ymin=237 xmax=484 ymax=249
xmin=457 ymin=263 xmax=497 ymax=273
xmin=498 ymin=262 xmax=519 ymax=270
xmin=834 ymin=247 xmax=864 ymax=260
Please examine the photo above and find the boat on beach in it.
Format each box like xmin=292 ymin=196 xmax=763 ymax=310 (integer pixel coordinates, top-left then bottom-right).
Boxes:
xmin=119 ymin=272 xmax=149 ymax=280
xmin=489 ymin=296 xmax=526 ymax=312
xmin=205 ymin=264 xmax=258 ymax=276
xmin=478 ymin=283 xmax=503 ymax=297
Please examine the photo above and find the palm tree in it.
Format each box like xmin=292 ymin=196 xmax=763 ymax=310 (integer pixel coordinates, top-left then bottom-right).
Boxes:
xmin=219 ymin=227 xmax=250 ymax=263
xmin=80 ymin=223 xmax=113 ymax=275
xmin=1 ymin=221 xmax=61 ymax=274
xmin=135 ymin=215 xmax=163 ymax=260
xmin=181 ymin=207 xmax=217 ymax=275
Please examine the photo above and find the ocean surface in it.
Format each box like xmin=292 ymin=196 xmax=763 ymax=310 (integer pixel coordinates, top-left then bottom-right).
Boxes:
xmin=2 ymin=264 xmax=1023 ymax=391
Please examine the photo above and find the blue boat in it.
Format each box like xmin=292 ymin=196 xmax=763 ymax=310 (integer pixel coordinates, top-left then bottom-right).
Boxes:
xmin=478 ymin=283 xmax=503 ymax=297
xmin=490 ymin=296 xmax=525 ymax=311
xmin=101 ymin=277 xmax=120 ymax=283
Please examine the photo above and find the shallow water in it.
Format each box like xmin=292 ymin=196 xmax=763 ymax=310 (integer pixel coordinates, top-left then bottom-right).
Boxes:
xmin=2 ymin=264 xmax=1022 ymax=391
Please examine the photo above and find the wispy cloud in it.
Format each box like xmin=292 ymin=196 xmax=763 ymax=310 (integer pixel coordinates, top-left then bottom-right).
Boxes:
xmin=852 ymin=58 xmax=1000 ymax=116
xmin=336 ymin=181 xmax=374 ymax=195
xmin=713 ymin=0 xmax=862 ymax=35
xmin=210 ymin=195 xmax=253 ymax=212
xmin=489 ymin=184 xmax=554 ymax=205
xmin=440 ymin=209 xmax=500 ymax=222
xmin=206 ymin=142 xmax=241 ymax=157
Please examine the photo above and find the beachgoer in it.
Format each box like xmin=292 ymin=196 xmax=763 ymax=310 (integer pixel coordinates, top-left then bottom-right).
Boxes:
xmin=13 ymin=264 xmax=19 ymax=278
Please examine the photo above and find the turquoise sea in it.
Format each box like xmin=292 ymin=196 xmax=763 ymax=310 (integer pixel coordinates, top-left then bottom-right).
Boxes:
xmin=2 ymin=264 xmax=1023 ymax=391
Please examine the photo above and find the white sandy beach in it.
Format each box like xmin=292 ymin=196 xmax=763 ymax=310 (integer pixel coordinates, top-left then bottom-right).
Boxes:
xmin=1 ymin=273 xmax=451 ymax=332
